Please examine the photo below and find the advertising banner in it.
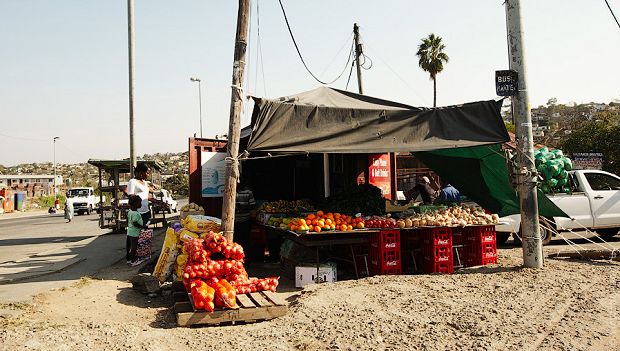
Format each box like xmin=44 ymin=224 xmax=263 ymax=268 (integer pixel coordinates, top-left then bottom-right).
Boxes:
xmin=368 ymin=154 xmax=392 ymax=199
xmin=572 ymin=152 xmax=604 ymax=170
xmin=201 ymin=152 xmax=226 ymax=197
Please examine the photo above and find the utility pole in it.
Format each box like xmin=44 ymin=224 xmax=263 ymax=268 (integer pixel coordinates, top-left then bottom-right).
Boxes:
xmin=505 ymin=0 xmax=543 ymax=268
xmin=221 ymin=0 xmax=250 ymax=241
xmin=53 ymin=137 xmax=59 ymax=205
xmin=127 ymin=0 xmax=137 ymax=176
xmin=353 ymin=23 xmax=364 ymax=95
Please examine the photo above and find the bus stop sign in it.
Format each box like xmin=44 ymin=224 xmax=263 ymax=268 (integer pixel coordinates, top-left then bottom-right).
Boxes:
xmin=495 ymin=70 xmax=518 ymax=96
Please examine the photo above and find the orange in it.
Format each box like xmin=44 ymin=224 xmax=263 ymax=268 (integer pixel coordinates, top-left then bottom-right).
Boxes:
xmin=347 ymin=225 xmax=353 ymax=231
xmin=345 ymin=217 xmax=352 ymax=224
xmin=325 ymin=218 xmax=333 ymax=225
xmin=314 ymin=226 xmax=322 ymax=232
xmin=330 ymin=224 xmax=336 ymax=230
xmin=316 ymin=210 xmax=324 ymax=216
xmin=307 ymin=213 xmax=315 ymax=220
xmin=334 ymin=213 xmax=341 ymax=218
xmin=340 ymin=224 xmax=347 ymax=231
xmin=306 ymin=219 xmax=312 ymax=225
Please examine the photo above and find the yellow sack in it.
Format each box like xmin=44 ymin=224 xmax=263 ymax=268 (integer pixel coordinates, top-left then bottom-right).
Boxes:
xmin=182 ymin=215 xmax=221 ymax=233
xmin=152 ymin=228 xmax=179 ymax=282
xmin=175 ymin=253 xmax=188 ymax=280
xmin=179 ymin=229 xmax=199 ymax=242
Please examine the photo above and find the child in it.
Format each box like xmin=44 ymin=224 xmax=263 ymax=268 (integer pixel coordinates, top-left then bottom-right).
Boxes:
xmin=127 ymin=195 xmax=148 ymax=266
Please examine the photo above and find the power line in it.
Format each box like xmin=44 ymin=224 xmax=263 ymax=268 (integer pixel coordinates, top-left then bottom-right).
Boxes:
xmin=277 ymin=0 xmax=354 ymax=85
xmin=257 ymin=0 xmax=268 ymax=96
xmin=604 ymin=0 xmax=620 ymax=29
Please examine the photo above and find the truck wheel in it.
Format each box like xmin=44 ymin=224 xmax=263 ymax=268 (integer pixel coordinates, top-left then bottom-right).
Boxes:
xmin=597 ymin=228 xmax=619 ymax=239
xmin=496 ymin=232 xmax=510 ymax=245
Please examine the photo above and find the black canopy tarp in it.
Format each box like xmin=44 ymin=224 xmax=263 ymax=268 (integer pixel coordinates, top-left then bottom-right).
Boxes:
xmin=247 ymin=87 xmax=509 ymax=153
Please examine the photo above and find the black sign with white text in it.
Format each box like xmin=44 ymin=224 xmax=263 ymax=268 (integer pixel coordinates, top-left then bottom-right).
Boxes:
xmin=495 ymin=70 xmax=518 ymax=96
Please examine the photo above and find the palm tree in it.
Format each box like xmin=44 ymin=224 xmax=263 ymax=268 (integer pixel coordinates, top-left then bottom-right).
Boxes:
xmin=416 ymin=33 xmax=449 ymax=107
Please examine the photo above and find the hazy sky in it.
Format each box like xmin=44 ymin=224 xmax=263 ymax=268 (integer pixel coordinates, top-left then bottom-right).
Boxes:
xmin=1 ymin=0 xmax=619 ymax=166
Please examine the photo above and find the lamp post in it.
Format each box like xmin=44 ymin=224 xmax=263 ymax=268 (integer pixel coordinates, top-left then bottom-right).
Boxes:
xmin=53 ymin=136 xmax=60 ymax=207
xmin=190 ymin=76 xmax=203 ymax=138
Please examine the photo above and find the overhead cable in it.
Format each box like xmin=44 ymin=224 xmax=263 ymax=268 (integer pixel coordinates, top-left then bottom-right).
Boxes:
xmin=277 ymin=0 xmax=354 ymax=85
xmin=604 ymin=0 xmax=620 ymax=29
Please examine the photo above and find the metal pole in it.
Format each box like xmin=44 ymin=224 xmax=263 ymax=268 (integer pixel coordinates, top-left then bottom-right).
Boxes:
xmin=53 ymin=137 xmax=58 ymax=202
xmin=198 ymin=80 xmax=203 ymax=138
xmin=505 ymin=0 xmax=543 ymax=268
xmin=127 ymin=0 xmax=136 ymax=176
xmin=353 ymin=23 xmax=364 ymax=95
xmin=221 ymin=0 xmax=250 ymax=241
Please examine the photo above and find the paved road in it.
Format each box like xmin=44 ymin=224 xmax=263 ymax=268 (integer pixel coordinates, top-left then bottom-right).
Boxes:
xmin=0 ymin=212 xmax=108 ymax=264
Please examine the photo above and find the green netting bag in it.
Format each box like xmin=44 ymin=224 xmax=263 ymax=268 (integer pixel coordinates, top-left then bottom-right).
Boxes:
xmin=558 ymin=177 xmax=568 ymax=186
xmin=551 ymin=149 xmax=564 ymax=158
xmin=563 ymin=158 xmax=573 ymax=171
xmin=542 ymin=165 xmax=555 ymax=180
xmin=540 ymin=184 xmax=550 ymax=193
xmin=547 ymin=178 xmax=558 ymax=188
xmin=559 ymin=170 xmax=569 ymax=179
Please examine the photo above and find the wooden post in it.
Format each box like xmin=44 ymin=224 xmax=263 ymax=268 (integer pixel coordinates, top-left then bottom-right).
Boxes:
xmin=221 ymin=0 xmax=251 ymax=241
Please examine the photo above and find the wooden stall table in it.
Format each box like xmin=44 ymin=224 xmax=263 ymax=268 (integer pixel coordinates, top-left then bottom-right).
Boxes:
xmin=261 ymin=225 xmax=380 ymax=280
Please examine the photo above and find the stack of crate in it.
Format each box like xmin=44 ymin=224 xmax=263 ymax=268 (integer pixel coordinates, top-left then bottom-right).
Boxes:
xmin=463 ymin=225 xmax=497 ymax=266
xmin=421 ymin=227 xmax=454 ymax=274
xmin=369 ymin=230 xmax=402 ymax=275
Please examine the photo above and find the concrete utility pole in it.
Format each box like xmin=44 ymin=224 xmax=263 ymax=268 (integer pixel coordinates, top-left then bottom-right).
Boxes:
xmin=353 ymin=23 xmax=364 ymax=95
xmin=221 ymin=0 xmax=250 ymax=241
xmin=505 ymin=0 xmax=543 ymax=268
xmin=127 ymin=0 xmax=137 ymax=176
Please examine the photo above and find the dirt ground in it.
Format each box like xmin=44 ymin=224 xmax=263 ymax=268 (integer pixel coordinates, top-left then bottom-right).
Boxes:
xmin=1 ymin=246 xmax=618 ymax=351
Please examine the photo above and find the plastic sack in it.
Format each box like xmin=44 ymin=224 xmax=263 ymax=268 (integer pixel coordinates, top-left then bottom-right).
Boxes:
xmin=551 ymin=149 xmax=564 ymax=158
xmin=559 ymin=170 xmax=569 ymax=179
xmin=547 ymin=178 xmax=558 ymax=188
xmin=564 ymin=158 xmax=573 ymax=171
xmin=181 ymin=215 xmax=222 ymax=233
xmin=153 ymin=228 xmax=180 ymax=282
xmin=175 ymin=253 xmax=188 ymax=279
xmin=558 ymin=177 xmax=569 ymax=187
xmin=179 ymin=229 xmax=199 ymax=242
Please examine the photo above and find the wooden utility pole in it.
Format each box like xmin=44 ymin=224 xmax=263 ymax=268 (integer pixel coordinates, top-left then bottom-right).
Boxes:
xmin=221 ymin=0 xmax=250 ymax=241
xmin=505 ymin=0 xmax=543 ymax=268
xmin=353 ymin=23 xmax=364 ymax=95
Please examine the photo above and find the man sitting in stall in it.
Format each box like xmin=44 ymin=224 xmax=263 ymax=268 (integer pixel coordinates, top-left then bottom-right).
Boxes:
xmin=405 ymin=176 xmax=437 ymax=204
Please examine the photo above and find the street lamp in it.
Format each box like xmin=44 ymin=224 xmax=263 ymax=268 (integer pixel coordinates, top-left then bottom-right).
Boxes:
xmin=53 ymin=136 xmax=60 ymax=207
xmin=190 ymin=76 xmax=203 ymax=138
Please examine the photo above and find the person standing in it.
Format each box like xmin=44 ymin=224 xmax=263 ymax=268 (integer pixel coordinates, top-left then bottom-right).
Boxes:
xmin=127 ymin=163 xmax=153 ymax=226
xmin=126 ymin=195 xmax=149 ymax=265
xmin=64 ymin=200 xmax=74 ymax=223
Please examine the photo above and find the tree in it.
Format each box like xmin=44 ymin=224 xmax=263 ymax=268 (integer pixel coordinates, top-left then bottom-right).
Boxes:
xmin=164 ymin=174 xmax=189 ymax=197
xmin=416 ymin=33 xmax=449 ymax=107
xmin=561 ymin=113 xmax=620 ymax=175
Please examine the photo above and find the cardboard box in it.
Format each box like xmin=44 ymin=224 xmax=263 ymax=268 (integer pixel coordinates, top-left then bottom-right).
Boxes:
xmin=295 ymin=263 xmax=337 ymax=288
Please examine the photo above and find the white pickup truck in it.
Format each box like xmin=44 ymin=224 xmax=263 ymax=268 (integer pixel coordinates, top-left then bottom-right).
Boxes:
xmin=66 ymin=187 xmax=104 ymax=215
xmin=496 ymin=170 xmax=620 ymax=245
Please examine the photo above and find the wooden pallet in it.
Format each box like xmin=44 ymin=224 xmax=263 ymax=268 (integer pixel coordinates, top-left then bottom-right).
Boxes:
xmin=172 ymin=284 xmax=288 ymax=327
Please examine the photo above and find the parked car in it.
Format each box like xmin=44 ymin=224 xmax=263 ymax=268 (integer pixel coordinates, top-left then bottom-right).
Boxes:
xmin=66 ymin=187 xmax=105 ymax=215
xmin=496 ymin=170 xmax=620 ymax=245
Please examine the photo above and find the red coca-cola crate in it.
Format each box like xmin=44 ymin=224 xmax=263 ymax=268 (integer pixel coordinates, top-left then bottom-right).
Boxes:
xmin=452 ymin=228 xmax=464 ymax=246
xmin=369 ymin=230 xmax=400 ymax=253
xmin=423 ymin=261 xmax=454 ymax=274
xmin=463 ymin=225 xmax=496 ymax=244
xmin=369 ymin=248 xmax=402 ymax=275
xmin=421 ymin=227 xmax=453 ymax=247
xmin=464 ymin=241 xmax=497 ymax=267
xmin=423 ymin=245 xmax=453 ymax=264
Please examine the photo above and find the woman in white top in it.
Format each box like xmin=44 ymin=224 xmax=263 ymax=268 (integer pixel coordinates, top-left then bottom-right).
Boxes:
xmin=127 ymin=163 xmax=153 ymax=225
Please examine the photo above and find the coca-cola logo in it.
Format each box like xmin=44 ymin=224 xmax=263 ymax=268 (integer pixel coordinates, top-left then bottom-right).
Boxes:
xmin=386 ymin=261 xmax=398 ymax=266
xmin=438 ymin=256 xmax=449 ymax=262
xmin=437 ymin=240 xmax=449 ymax=245
xmin=384 ymin=243 xmax=396 ymax=248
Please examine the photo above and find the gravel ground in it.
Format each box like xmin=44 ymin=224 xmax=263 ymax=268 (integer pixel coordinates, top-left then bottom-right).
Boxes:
xmin=0 ymin=247 xmax=618 ymax=351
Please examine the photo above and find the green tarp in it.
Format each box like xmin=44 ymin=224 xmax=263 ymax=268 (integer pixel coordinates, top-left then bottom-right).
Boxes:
xmin=414 ymin=145 xmax=568 ymax=218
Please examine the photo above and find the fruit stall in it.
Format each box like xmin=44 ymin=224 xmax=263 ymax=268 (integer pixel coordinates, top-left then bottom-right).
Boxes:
xmin=255 ymin=197 xmax=501 ymax=279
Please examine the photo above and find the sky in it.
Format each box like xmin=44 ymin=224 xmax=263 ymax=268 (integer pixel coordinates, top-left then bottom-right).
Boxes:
xmin=1 ymin=0 xmax=619 ymax=166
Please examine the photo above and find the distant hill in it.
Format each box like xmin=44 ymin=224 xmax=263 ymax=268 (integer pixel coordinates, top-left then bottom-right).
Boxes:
xmin=0 ymin=151 xmax=189 ymax=187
